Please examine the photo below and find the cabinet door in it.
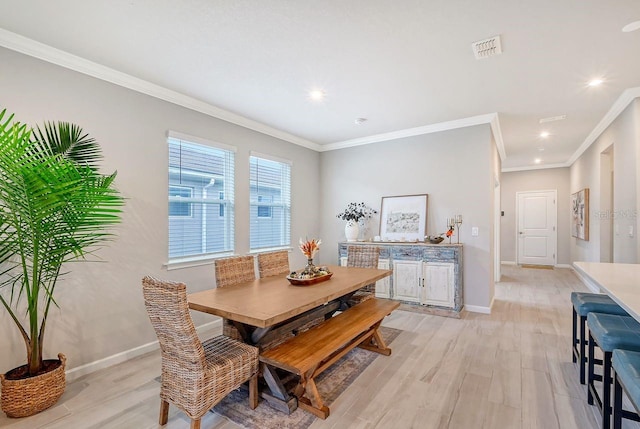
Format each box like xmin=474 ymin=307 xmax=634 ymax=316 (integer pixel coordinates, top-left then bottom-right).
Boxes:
xmin=341 ymin=257 xmax=391 ymax=298
xmin=375 ymin=259 xmax=391 ymax=298
xmin=422 ymin=262 xmax=455 ymax=308
xmin=392 ymin=260 xmax=422 ymax=302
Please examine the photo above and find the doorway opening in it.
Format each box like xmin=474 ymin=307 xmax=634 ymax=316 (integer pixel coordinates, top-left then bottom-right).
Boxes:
xmin=600 ymin=145 xmax=614 ymax=262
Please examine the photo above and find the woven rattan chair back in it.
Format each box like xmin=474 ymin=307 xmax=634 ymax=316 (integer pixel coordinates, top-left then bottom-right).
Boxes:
xmin=347 ymin=245 xmax=380 ymax=269
xmin=347 ymin=246 xmax=380 ymax=299
xmin=215 ymin=255 xmax=256 ymax=288
xmin=142 ymin=276 xmax=259 ymax=427
xmin=142 ymin=276 xmax=206 ymax=376
xmin=258 ymin=250 xmax=290 ymax=278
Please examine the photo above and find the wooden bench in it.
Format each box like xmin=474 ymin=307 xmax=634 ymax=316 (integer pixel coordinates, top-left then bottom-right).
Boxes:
xmin=259 ymin=298 xmax=400 ymax=419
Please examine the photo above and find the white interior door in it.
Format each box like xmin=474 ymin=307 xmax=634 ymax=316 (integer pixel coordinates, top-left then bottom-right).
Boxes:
xmin=517 ymin=190 xmax=557 ymax=266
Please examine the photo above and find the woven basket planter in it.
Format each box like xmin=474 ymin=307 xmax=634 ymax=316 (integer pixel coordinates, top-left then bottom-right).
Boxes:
xmin=0 ymin=353 xmax=66 ymax=418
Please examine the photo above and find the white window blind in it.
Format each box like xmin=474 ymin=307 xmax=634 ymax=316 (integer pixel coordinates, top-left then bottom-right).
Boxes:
xmin=168 ymin=136 xmax=235 ymax=260
xmin=249 ymin=155 xmax=291 ymax=250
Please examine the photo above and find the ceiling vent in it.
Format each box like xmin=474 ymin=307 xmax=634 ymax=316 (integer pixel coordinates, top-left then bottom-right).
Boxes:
xmin=539 ymin=115 xmax=567 ymax=124
xmin=472 ymin=35 xmax=502 ymax=59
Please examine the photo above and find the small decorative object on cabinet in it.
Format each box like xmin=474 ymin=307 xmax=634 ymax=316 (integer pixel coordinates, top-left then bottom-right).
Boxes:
xmin=455 ymin=215 xmax=463 ymax=244
xmin=344 ymin=221 xmax=359 ymax=242
xmin=339 ymin=241 xmax=463 ymax=317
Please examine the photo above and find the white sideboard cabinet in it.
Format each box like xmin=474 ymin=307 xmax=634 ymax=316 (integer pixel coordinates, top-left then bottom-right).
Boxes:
xmin=338 ymin=242 xmax=463 ymax=315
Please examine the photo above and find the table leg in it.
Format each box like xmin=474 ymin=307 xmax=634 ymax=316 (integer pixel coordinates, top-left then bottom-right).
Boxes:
xmin=261 ymin=363 xmax=298 ymax=414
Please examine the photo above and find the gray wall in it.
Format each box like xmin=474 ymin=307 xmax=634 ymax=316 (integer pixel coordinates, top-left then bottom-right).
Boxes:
xmin=570 ymin=99 xmax=640 ymax=264
xmin=318 ymin=125 xmax=496 ymax=310
xmin=0 ymin=47 xmax=321 ymax=373
xmin=500 ymin=168 xmax=571 ymax=264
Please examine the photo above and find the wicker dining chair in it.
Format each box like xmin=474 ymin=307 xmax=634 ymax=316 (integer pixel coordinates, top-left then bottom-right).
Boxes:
xmin=215 ymin=256 xmax=256 ymax=340
xmin=214 ymin=255 xmax=256 ymax=288
xmin=257 ymin=250 xmax=290 ymax=278
xmin=347 ymin=245 xmax=380 ymax=306
xmin=142 ymin=277 xmax=259 ymax=429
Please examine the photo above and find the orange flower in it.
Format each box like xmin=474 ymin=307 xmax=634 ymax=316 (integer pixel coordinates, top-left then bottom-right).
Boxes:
xmin=299 ymin=238 xmax=322 ymax=259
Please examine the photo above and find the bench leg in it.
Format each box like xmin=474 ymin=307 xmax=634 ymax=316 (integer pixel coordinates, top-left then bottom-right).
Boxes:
xmin=358 ymin=323 xmax=392 ymax=356
xmin=297 ymin=367 xmax=330 ymax=419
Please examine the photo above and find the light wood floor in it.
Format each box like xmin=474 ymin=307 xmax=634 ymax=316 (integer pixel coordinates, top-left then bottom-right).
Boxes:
xmin=1 ymin=265 xmax=638 ymax=429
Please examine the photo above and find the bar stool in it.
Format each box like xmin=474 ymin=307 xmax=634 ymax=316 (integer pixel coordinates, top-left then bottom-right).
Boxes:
xmin=587 ymin=313 xmax=640 ymax=429
xmin=612 ymin=349 xmax=640 ymax=429
xmin=571 ymin=292 xmax=628 ymax=384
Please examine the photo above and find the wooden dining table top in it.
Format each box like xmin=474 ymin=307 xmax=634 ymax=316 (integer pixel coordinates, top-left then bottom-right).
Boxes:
xmin=188 ymin=265 xmax=392 ymax=328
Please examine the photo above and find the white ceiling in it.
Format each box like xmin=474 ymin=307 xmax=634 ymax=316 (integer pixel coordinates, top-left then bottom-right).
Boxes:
xmin=0 ymin=0 xmax=639 ymax=170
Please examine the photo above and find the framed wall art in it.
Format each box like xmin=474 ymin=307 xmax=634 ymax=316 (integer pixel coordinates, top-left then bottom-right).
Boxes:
xmin=571 ymin=188 xmax=589 ymax=241
xmin=379 ymin=194 xmax=428 ymax=241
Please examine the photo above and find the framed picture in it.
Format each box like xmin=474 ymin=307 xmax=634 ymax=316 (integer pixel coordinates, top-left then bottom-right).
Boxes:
xmin=379 ymin=194 xmax=428 ymax=241
xmin=571 ymin=188 xmax=589 ymax=241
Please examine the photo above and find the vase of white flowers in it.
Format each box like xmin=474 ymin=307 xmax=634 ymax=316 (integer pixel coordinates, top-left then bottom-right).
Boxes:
xmin=336 ymin=202 xmax=377 ymax=242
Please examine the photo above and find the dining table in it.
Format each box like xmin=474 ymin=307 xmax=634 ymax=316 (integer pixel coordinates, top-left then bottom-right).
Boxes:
xmin=187 ymin=264 xmax=392 ymax=413
xmin=573 ymin=261 xmax=640 ymax=321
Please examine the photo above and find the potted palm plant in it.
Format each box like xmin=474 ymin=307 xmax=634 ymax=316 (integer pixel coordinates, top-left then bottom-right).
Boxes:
xmin=0 ymin=109 xmax=123 ymax=417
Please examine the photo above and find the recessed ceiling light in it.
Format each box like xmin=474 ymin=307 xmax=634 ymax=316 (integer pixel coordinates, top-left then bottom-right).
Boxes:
xmin=540 ymin=131 xmax=550 ymax=138
xmin=588 ymin=78 xmax=604 ymax=87
xmin=534 ymin=158 xmax=542 ymax=164
xmin=308 ymin=89 xmax=325 ymax=101
xmin=622 ymin=20 xmax=640 ymax=32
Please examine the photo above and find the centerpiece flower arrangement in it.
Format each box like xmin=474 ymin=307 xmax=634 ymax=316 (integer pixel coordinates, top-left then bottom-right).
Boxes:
xmin=288 ymin=238 xmax=331 ymax=280
xmin=336 ymin=202 xmax=377 ymax=241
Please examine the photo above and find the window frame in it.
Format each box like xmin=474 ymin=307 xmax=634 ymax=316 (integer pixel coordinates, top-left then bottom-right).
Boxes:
xmin=166 ymin=131 xmax=236 ymax=267
xmin=249 ymin=152 xmax=291 ymax=252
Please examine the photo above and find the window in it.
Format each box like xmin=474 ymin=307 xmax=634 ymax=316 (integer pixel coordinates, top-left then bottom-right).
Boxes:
xmin=250 ymin=154 xmax=291 ymax=251
xmin=169 ymin=186 xmax=193 ymax=217
xmin=168 ymin=132 xmax=235 ymax=261
xmin=257 ymin=195 xmax=272 ymax=218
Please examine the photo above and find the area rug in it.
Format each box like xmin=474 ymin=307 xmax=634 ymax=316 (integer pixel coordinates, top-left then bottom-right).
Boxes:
xmin=212 ymin=326 xmax=402 ymax=429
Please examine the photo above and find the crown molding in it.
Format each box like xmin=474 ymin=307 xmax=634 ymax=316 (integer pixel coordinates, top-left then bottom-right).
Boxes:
xmin=567 ymin=86 xmax=640 ymax=166
xmin=502 ymin=162 xmax=569 ymax=173
xmin=321 ymin=113 xmax=500 ymax=152
xmin=0 ymin=28 xmax=322 ymax=151
xmin=489 ymin=113 xmax=507 ymax=161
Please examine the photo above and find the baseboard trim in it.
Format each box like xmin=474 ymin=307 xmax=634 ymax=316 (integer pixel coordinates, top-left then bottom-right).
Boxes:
xmin=464 ymin=304 xmax=492 ymax=314
xmin=501 ymin=261 xmax=516 ymax=265
xmin=571 ymin=266 xmax=601 ymax=293
xmin=65 ymin=319 xmax=222 ymax=382
xmin=555 ymin=264 xmax=572 ymax=269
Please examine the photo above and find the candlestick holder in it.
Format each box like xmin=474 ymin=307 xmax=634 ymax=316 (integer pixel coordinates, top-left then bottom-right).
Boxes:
xmin=455 ymin=215 xmax=462 ymax=244
xmin=446 ymin=217 xmax=455 ymax=244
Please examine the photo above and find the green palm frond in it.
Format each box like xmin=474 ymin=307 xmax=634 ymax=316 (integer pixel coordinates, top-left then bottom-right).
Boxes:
xmin=0 ymin=108 xmax=123 ymax=376
xmin=33 ymin=121 xmax=102 ymax=170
